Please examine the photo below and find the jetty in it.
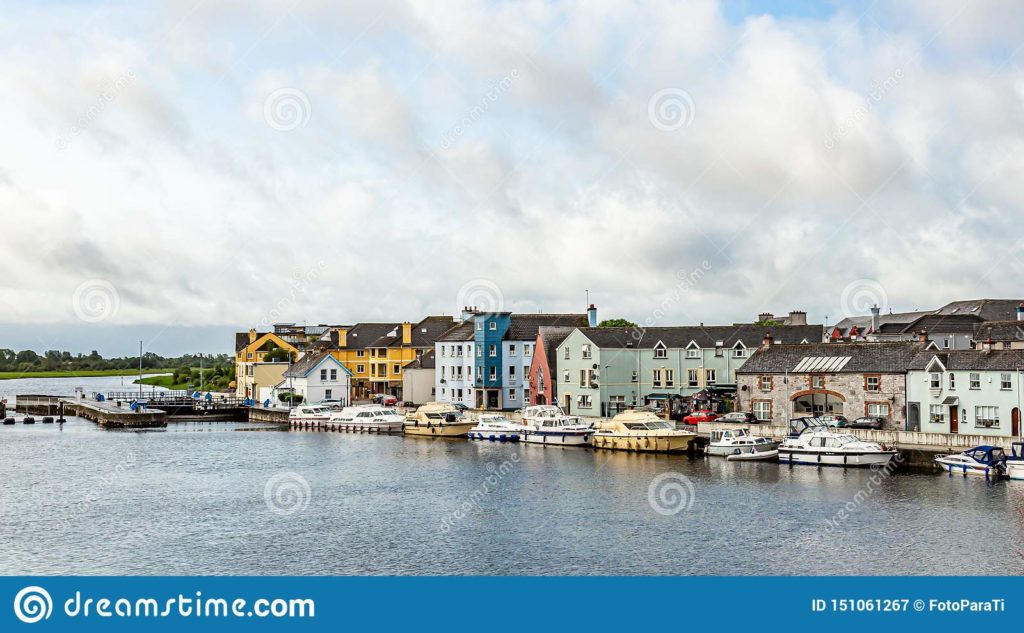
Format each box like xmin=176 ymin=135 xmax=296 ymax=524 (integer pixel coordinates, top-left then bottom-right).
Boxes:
xmin=15 ymin=391 xmax=250 ymax=428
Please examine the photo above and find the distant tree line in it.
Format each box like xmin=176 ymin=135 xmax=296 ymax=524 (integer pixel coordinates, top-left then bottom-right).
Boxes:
xmin=0 ymin=349 xmax=233 ymax=375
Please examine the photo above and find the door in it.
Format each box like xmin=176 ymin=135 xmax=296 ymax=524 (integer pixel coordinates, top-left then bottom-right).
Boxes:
xmin=563 ymin=394 xmax=571 ymax=414
xmin=487 ymin=390 xmax=499 ymax=409
xmin=949 ymin=406 xmax=959 ymax=434
xmin=1014 ymin=408 xmax=1020 ymax=436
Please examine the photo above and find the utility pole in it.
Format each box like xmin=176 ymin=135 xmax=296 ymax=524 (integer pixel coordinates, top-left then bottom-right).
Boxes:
xmin=138 ymin=340 xmax=143 ymax=403
xmin=199 ymin=354 xmax=204 ymax=393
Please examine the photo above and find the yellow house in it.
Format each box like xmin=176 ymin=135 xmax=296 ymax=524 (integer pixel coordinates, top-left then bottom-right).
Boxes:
xmin=330 ymin=316 xmax=456 ymax=401
xmin=234 ymin=329 xmax=299 ymax=400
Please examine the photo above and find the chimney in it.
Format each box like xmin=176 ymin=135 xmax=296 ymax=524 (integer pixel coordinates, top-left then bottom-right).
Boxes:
xmin=762 ymin=332 xmax=774 ymax=349
xmin=460 ymin=306 xmax=477 ymax=323
xmin=1017 ymin=304 xmax=1024 ymax=321
xmin=870 ymin=304 xmax=880 ymax=332
xmin=402 ymin=322 xmax=412 ymax=345
xmin=917 ymin=329 xmax=928 ymax=343
xmin=587 ymin=304 xmax=598 ymax=328
xmin=248 ymin=328 xmax=257 ymax=344
xmin=788 ymin=310 xmax=807 ymax=326
xmin=337 ymin=328 xmax=348 ymax=348
xmin=758 ymin=312 xmax=773 ymax=323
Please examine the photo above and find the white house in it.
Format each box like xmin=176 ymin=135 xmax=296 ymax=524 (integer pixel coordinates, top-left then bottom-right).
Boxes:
xmin=402 ymin=350 xmax=436 ymax=405
xmin=434 ymin=321 xmax=476 ymax=408
xmin=276 ymin=352 xmax=352 ymax=405
xmin=906 ymin=349 xmax=1024 ymax=437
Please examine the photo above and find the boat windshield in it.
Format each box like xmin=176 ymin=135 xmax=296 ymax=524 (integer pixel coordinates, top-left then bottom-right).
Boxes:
xmin=644 ymin=421 xmax=673 ymax=430
xmin=482 ymin=416 xmax=510 ymax=424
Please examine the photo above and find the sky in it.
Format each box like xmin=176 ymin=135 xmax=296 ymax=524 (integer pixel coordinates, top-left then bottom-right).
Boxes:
xmin=1 ymin=0 xmax=1023 ymax=356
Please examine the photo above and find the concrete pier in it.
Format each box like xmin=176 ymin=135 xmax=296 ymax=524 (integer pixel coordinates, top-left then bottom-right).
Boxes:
xmin=16 ymin=394 xmax=166 ymax=428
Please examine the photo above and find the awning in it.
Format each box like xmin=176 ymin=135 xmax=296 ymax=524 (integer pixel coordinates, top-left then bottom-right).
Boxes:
xmin=941 ymin=396 xmax=959 ymax=406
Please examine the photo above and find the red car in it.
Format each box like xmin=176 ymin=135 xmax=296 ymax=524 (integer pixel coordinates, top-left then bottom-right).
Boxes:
xmin=683 ymin=410 xmax=717 ymax=424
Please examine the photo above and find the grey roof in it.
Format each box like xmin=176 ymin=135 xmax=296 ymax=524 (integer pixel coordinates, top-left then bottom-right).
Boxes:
xmin=909 ymin=349 xmax=1024 ymax=372
xmin=833 ymin=311 xmax=930 ymax=331
xmin=405 ymin=316 xmax=458 ymax=347
xmin=437 ymin=321 xmax=475 ymax=342
xmin=345 ymin=323 xmax=401 ymax=349
xmin=935 ymin=299 xmax=1024 ymax=322
xmin=504 ymin=314 xmax=587 ymax=341
xmin=404 ymin=350 xmax=436 ymax=370
xmin=974 ymin=321 xmax=1024 ymax=342
xmin=575 ymin=324 xmax=824 ymax=350
xmin=538 ymin=325 xmax=576 ymax=373
xmin=282 ymin=351 xmax=341 ymax=378
xmin=737 ymin=341 xmax=923 ymax=374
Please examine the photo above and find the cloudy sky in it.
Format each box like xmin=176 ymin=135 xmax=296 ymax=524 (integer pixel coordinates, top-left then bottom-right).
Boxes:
xmin=1 ymin=0 xmax=1022 ymax=355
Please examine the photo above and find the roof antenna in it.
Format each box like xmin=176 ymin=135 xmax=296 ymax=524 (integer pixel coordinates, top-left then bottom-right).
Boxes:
xmin=585 ymin=289 xmax=589 ymax=308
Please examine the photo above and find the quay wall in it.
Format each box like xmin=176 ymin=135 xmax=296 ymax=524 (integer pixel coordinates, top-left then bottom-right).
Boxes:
xmin=249 ymin=407 xmax=290 ymax=423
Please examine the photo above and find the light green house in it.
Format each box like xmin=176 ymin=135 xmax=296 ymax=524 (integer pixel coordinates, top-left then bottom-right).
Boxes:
xmin=554 ymin=324 xmax=822 ymax=417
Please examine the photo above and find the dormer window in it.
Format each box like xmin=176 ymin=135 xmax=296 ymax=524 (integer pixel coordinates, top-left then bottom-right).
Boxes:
xmin=489 ymin=322 xmax=497 ymax=331
xmin=685 ymin=341 xmax=699 ymax=358
xmin=732 ymin=342 xmax=747 ymax=358
xmin=653 ymin=342 xmax=667 ymax=359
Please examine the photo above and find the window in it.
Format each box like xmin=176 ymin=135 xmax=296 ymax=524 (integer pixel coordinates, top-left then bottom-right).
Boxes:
xmin=489 ymin=366 xmax=497 ymax=381
xmin=489 ymin=344 xmax=497 ymax=357
xmin=970 ymin=373 xmax=981 ymax=389
xmin=759 ymin=375 xmax=772 ymax=391
xmin=631 ymin=370 xmax=638 ymax=382
xmin=930 ymin=373 xmax=941 ymax=389
xmin=864 ymin=375 xmax=880 ymax=391
xmin=489 ymin=322 xmax=497 ymax=331
xmin=733 ymin=346 xmax=746 ymax=358
xmin=247 ymin=353 xmax=253 ymax=359
xmin=477 ymin=321 xmax=483 ymax=330
xmin=665 ymin=369 xmax=674 ymax=388
xmin=441 ymin=347 xmax=447 ymax=357
xmin=392 ymin=364 xmax=400 ymax=375
xmin=507 ymin=389 xmax=517 ymax=401
xmin=942 ymin=338 xmax=950 ymax=349
xmin=1001 ymin=373 xmax=1013 ymax=390
xmin=456 ymin=388 xmax=463 ymax=399
xmin=582 ymin=344 xmax=592 ymax=359
xmin=929 ymin=404 xmax=945 ymax=423
xmin=579 ymin=369 xmax=592 ymax=388
xmin=653 ymin=343 xmax=667 ymax=359
xmin=456 ymin=346 xmax=463 ymax=357
xmin=577 ymin=395 xmax=593 ymax=409
xmin=509 ymin=344 xmax=516 ymax=356
xmin=476 ymin=347 xmax=482 ymax=358
xmin=976 ymin=406 xmax=999 ymax=427
xmin=688 ymin=369 xmax=699 ymax=388
xmin=686 ymin=346 xmax=699 ymax=359
xmin=705 ymin=369 xmax=717 ymax=385
xmin=564 ymin=347 xmax=570 ymax=360
xmin=949 ymin=373 xmax=956 ymax=390
xmin=320 ymin=369 xmax=327 ymax=381
xmin=356 ymin=350 xmax=365 ymax=358
xmin=563 ymin=370 xmax=570 ymax=383
xmin=509 ymin=366 xmax=516 ymax=381
xmin=524 ymin=344 xmax=532 ymax=356
xmin=356 ymin=364 xmax=365 ymax=374
xmin=811 ymin=375 xmax=824 ymax=389
xmin=752 ymin=400 xmax=772 ymax=421
xmin=866 ymin=402 xmax=890 ymax=418
xmin=652 ymin=369 xmax=663 ymax=388
xmin=325 ymin=389 xmax=332 ymax=400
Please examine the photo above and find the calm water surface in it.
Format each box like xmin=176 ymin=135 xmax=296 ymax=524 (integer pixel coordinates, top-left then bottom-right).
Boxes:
xmin=1 ymin=378 xmax=1023 ymax=576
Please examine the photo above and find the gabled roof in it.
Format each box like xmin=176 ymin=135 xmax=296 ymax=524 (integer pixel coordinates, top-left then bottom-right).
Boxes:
xmin=282 ymin=352 xmax=351 ymax=378
xmin=974 ymin=320 xmax=1024 ymax=342
xmin=908 ymin=349 xmax=1024 ymax=372
xmin=571 ymin=324 xmax=824 ymax=350
xmin=401 ymin=316 xmax=459 ymax=348
xmin=833 ymin=311 xmax=930 ymax=333
xmin=934 ymin=299 xmax=1024 ymax=322
xmin=405 ymin=350 xmax=436 ymax=370
xmin=737 ymin=341 xmax=923 ymax=374
xmin=503 ymin=314 xmax=588 ymax=341
xmin=537 ymin=325 xmax=576 ymax=374
xmin=437 ymin=321 xmax=476 ymax=342
xmin=345 ymin=323 xmax=401 ymax=350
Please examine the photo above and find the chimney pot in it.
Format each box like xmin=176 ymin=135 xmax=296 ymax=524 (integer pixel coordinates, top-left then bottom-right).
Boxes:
xmin=762 ymin=332 xmax=774 ymax=348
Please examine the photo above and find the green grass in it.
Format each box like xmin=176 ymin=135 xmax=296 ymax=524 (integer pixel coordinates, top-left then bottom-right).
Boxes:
xmin=0 ymin=368 xmax=176 ymax=380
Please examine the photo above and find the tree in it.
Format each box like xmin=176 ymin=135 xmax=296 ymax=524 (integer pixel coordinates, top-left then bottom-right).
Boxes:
xmin=753 ymin=319 xmax=783 ymax=327
xmin=598 ymin=318 xmax=638 ymax=328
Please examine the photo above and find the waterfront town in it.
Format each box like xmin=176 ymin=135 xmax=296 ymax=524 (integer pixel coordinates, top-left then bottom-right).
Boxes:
xmin=233 ymin=298 xmax=1024 ymax=440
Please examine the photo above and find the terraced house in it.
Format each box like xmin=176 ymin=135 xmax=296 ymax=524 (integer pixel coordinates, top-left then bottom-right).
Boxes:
xmin=556 ymin=323 xmax=823 ymax=417
xmin=435 ymin=308 xmax=589 ymax=410
xmin=233 ymin=329 xmax=299 ymax=400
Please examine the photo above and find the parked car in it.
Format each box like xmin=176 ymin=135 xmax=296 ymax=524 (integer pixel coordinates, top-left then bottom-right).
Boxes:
xmin=848 ymin=416 xmax=886 ymax=430
xmin=819 ymin=415 xmax=850 ymax=427
xmin=318 ymin=399 xmax=345 ymax=410
xmin=683 ymin=410 xmax=717 ymax=425
xmin=372 ymin=394 xmax=399 ymax=406
xmin=716 ymin=411 xmax=759 ymax=424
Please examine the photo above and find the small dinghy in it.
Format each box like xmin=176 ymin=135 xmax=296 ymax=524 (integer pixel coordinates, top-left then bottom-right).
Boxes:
xmin=727 ymin=448 xmax=779 ymax=461
xmin=934 ymin=446 xmax=1006 ymax=478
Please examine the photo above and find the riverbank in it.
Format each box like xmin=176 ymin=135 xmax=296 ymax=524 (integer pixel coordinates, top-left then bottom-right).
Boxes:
xmin=0 ymin=369 xmax=175 ymax=380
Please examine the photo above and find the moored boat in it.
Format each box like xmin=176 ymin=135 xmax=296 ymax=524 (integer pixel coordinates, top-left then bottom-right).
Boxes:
xmin=935 ymin=445 xmax=1007 ymax=478
xmin=519 ymin=410 xmax=594 ymax=447
xmin=288 ymin=405 xmax=332 ymax=426
xmin=468 ymin=414 xmax=522 ymax=442
xmin=593 ymin=410 xmax=695 ymax=453
xmin=329 ymin=405 xmax=404 ymax=433
xmin=706 ymin=427 xmax=780 ymax=458
xmin=1006 ymin=442 xmax=1024 ymax=481
xmin=778 ymin=417 xmax=898 ymax=467
xmin=404 ymin=402 xmax=475 ymax=437
xmin=727 ymin=449 xmax=779 ymax=461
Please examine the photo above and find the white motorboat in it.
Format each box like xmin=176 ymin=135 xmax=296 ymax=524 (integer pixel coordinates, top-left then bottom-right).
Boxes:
xmin=1006 ymin=442 xmax=1024 ymax=481
xmin=706 ymin=427 xmax=780 ymax=458
xmin=518 ymin=406 xmax=594 ymax=446
xmin=778 ymin=417 xmax=898 ymax=467
xmin=935 ymin=445 xmax=1007 ymax=478
xmin=288 ymin=405 xmax=332 ymax=425
xmin=468 ymin=414 xmax=522 ymax=442
xmin=329 ymin=405 xmax=404 ymax=433
xmin=727 ymin=449 xmax=779 ymax=462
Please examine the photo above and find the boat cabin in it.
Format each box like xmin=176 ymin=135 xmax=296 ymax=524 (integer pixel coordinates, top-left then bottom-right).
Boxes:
xmin=963 ymin=445 xmax=1007 ymax=466
xmin=710 ymin=428 xmax=752 ymax=442
xmin=787 ymin=416 xmax=827 ymax=437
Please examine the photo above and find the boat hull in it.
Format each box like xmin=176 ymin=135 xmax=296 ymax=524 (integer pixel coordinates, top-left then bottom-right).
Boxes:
xmin=329 ymin=421 xmax=404 ymax=433
xmin=779 ymin=448 xmax=897 ymax=467
xmin=403 ymin=422 xmax=475 ymax=437
xmin=727 ymin=449 xmax=779 ymax=461
xmin=706 ymin=441 xmax=779 ymax=457
xmin=520 ymin=430 xmax=593 ymax=446
xmin=468 ymin=430 xmax=521 ymax=442
xmin=592 ymin=433 xmax=694 ymax=453
xmin=1007 ymin=462 xmax=1024 ymax=481
xmin=935 ymin=459 xmax=1002 ymax=478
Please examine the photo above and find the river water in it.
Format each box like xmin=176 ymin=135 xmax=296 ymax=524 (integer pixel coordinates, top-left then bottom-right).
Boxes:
xmin=1 ymin=377 xmax=1023 ymax=575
